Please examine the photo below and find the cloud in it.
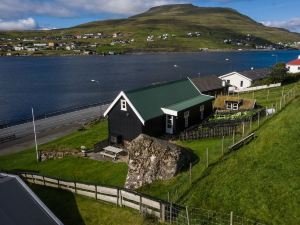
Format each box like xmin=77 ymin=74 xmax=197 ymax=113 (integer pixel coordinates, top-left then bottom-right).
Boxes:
xmin=0 ymin=0 xmax=185 ymax=19
xmin=262 ymin=18 xmax=300 ymax=33
xmin=0 ymin=18 xmax=38 ymax=30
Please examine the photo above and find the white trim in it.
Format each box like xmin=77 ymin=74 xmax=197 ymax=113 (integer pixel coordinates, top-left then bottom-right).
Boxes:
xmin=161 ymin=108 xmax=178 ymax=116
xmin=0 ymin=173 xmax=64 ymax=225
xmin=187 ymin=77 xmax=202 ymax=94
xmin=219 ymin=72 xmax=253 ymax=82
xmin=103 ymin=91 xmax=145 ymax=125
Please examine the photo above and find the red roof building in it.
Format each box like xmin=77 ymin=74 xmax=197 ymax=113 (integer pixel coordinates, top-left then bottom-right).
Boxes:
xmin=286 ymin=56 xmax=300 ymax=73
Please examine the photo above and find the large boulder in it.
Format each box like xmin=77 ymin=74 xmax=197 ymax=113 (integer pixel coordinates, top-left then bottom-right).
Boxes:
xmin=125 ymin=134 xmax=195 ymax=189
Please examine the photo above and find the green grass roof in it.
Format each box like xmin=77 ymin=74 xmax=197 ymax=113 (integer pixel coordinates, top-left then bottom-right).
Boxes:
xmin=125 ymin=79 xmax=212 ymax=121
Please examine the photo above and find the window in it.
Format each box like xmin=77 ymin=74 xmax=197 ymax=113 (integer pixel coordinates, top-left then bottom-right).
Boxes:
xmin=226 ymin=80 xmax=230 ymax=84
xmin=120 ymin=99 xmax=127 ymax=111
xmin=226 ymin=102 xmax=232 ymax=110
xmin=184 ymin=111 xmax=189 ymax=128
xmin=232 ymin=103 xmax=239 ymax=110
xmin=226 ymin=102 xmax=239 ymax=110
xmin=240 ymin=81 xmax=243 ymax=87
xmin=298 ymin=67 xmax=300 ymax=70
xmin=200 ymin=105 xmax=205 ymax=120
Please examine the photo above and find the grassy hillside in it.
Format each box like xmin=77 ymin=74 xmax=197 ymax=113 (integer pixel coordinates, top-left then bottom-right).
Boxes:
xmin=1 ymin=4 xmax=300 ymax=54
xmin=179 ymin=96 xmax=300 ymax=225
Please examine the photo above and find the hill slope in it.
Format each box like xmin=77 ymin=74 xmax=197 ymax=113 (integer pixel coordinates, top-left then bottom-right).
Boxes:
xmin=1 ymin=4 xmax=300 ymax=53
xmin=180 ymin=97 xmax=300 ymax=225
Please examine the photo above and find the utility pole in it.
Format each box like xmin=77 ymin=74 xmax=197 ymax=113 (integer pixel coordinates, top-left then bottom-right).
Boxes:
xmin=32 ymin=107 xmax=39 ymax=162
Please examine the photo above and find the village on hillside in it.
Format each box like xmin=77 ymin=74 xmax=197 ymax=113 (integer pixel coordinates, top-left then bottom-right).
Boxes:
xmin=1 ymin=31 xmax=299 ymax=56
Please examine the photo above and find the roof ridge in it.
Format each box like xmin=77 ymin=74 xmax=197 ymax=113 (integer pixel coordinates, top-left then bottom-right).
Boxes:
xmin=125 ymin=78 xmax=189 ymax=94
xmin=164 ymin=94 xmax=213 ymax=108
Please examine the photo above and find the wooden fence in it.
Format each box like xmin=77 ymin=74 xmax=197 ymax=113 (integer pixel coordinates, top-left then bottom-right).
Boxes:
xmin=17 ymin=172 xmax=266 ymax=225
xmin=179 ymin=125 xmax=238 ymax=141
xmin=20 ymin=173 xmax=165 ymax=220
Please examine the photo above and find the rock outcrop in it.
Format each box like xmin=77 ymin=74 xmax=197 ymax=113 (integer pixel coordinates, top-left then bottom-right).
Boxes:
xmin=125 ymin=134 xmax=194 ymax=189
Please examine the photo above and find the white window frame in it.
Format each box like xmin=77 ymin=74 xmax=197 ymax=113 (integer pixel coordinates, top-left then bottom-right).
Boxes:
xmin=120 ymin=99 xmax=127 ymax=111
xmin=226 ymin=102 xmax=232 ymax=110
xmin=232 ymin=103 xmax=239 ymax=110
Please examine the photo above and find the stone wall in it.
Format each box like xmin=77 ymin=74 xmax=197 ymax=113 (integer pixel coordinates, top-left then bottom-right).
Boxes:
xmin=40 ymin=151 xmax=84 ymax=161
xmin=125 ymin=134 xmax=195 ymax=189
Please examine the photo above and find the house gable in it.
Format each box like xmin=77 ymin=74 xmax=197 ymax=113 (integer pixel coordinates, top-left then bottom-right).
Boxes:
xmin=103 ymin=91 xmax=145 ymax=125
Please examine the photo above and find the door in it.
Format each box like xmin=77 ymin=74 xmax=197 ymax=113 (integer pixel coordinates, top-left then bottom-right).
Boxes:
xmin=166 ymin=115 xmax=174 ymax=134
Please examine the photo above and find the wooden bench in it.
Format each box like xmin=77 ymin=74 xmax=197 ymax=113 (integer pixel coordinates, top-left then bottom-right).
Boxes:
xmin=99 ymin=152 xmax=117 ymax=160
xmin=228 ymin=132 xmax=256 ymax=151
xmin=100 ymin=146 xmax=124 ymax=160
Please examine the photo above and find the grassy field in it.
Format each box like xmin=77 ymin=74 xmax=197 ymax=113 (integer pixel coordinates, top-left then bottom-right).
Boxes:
xmin=31 ymin=184 xmax=160 ymax=225
xmin=39 ymin=120 xmax=108 ymax=152
xmin=0 ymin=120 xmax=128 ymax=186
xmin=178 ymin=96 xmax=300 ymax=225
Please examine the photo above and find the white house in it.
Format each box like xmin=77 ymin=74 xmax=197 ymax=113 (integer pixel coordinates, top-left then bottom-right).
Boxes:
xmin=286 ymin=55 xmax=300 ymax=74
xmin=219 ymin=68 xmax=270 ymax=90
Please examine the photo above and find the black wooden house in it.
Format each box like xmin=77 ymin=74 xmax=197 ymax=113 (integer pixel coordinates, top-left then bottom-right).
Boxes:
xmin=104 ymin=78 xmax=214 ymax=143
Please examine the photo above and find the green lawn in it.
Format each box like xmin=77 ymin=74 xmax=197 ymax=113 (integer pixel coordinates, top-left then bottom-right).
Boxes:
xmin=0 ymin=119 xmax=128 ymax=186
xmin=39 ymin=120 xmax=108 ymax=152
xmin=238 ymin=81 xmax=300 ymax=108
xmin=31 ymin=184 xmax=160 ymax=225
xmin=178 ymin=96 xmax=300 ymax=225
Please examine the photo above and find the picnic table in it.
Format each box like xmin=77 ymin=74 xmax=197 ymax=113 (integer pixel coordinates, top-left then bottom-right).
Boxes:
xmin=100 ymin=146 xmax=124 ymax=160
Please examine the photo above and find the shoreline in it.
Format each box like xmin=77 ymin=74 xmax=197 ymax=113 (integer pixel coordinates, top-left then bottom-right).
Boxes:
xmin=1 ymin=48 xmax=299 ymax=57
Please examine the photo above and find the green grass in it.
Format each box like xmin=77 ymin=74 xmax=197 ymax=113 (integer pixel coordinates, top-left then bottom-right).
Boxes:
xmin=31 ymin=184 xmax=160 ymax=225
xmin=178 ymin=96 xmax=300 ymax=225
xmin=0 ymin=120 xmax=128 ymax=186
xmin=0 ymin=149 xmax=127 ymax=186
xmin=238 ymin=81 xmax=300 ymax=108
xmin=39 ymin=120 xmax=108 ymax=152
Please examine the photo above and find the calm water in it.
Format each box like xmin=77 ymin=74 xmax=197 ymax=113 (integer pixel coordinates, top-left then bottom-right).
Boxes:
xmin=1 ymin=50 xmax=299 ymax=124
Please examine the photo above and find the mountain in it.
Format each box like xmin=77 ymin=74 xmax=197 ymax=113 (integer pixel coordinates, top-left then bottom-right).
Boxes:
xmin=1 ymin=4 xmax=300 ymax=53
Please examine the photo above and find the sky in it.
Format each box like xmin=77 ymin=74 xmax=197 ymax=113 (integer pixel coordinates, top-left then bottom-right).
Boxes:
xmin=0 ymin=0 xmax=300 ymax=32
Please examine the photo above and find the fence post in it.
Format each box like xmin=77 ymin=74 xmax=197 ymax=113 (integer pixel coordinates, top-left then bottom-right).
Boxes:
xmin=74 ymin=182 xmax=77 ymax=194
xmin=206 ymin=148 xmax=209 ymax=168
xmin=189 ymin=163 xmax=192 ymax=185
xmin=250 ymin=117 xmax=252 ymax=132
xmin=230 ymin=211 xmax=234 ymax=225
xmin=232 ymin=130 xmax=235 ymax=145
xmin=167 ymin=192 xmax=170 ymax=202
xmin=242 ymin=122 xmax=245 ymax=137
xmin=267 ymin=89 xmax=269 ymax=101
xmin=257 ymin=111 xmax=260 ymax=126
xmin=43 ymin=175 xmax=45 ymax=186
xmin=222 ymin=136 xmax=224 ymax=156
xmin=119 ymin=189 xmax=123 ymax=207
xmin=161 ymin=203 xmax=165 ymax=222
xmin=169 ymin=202 xmax=172 ymax=223
xmin=95 ymin=185 xmax=97 ymax=200
xmin=139 ymin=195 xmax=142 ymax=213
xmin=186 ymin=206 xmax=190 ymax=225
xmin=280 ymin=97 xmax=282 ymax=110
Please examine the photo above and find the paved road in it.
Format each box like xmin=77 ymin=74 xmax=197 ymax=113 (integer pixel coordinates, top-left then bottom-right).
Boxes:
xmin=0 ymin=104 xmax=109 ymax=156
